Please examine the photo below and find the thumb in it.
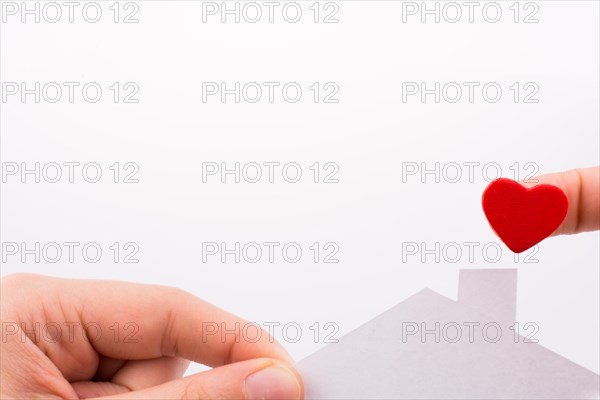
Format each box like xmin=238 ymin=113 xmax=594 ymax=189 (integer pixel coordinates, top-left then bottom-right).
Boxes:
xmin=98 ymin=358 xmax=303 ymax=400
xmin=522 ymin=166 xmax=599 ymax=236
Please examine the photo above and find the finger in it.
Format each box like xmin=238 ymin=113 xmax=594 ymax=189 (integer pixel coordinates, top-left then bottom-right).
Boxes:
xmin=3 ymin=274 xmax=292 ymax=382
xmin=112 ymin=356 xmax=190 ymax=390
xmin=522 ymin=166 xmax=599 ymax=235
xmin=72 ymin=357 xmax=189 ymax=399
xmin=72 ymin=381 xmax=129 ymax=399
xmin=98 ymin=358 xmax=303 ymax=400
xmin=69 ymin=279 xmax=293 ymax=365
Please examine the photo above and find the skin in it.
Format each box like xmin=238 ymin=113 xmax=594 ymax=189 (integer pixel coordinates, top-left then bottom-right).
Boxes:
xmin=1 ymin=166 xmax=597 ymax=399
xmin=0 ymin=275 xmax=303 ymax=399
xmin=521 ymin=166 xmax=600 ymax=235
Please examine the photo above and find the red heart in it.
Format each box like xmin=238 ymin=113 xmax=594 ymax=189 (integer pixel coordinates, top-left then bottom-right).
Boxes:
xmin=482 ymin=178 xmax=568 ymax=253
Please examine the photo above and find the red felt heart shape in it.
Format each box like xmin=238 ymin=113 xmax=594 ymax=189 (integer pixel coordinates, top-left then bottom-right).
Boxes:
xmin=482 ymin=178 xmax=568 ymax=253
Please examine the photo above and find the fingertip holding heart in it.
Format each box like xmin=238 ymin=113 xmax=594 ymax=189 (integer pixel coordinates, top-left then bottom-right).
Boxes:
xmin=482 ymin=178 xmax=569 ymax=253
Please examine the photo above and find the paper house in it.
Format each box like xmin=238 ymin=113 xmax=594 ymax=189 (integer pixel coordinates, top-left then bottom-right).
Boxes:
xmin=296 ymin=269 xmax=600 ymax=399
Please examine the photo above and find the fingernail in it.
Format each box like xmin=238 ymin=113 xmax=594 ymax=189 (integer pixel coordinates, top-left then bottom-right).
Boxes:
xmin=245 ymin=364 xmax=302 ymax=400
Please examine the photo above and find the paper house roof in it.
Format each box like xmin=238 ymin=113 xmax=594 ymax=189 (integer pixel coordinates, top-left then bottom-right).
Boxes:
xmin=296 ymin=269 xmax=600 ymax=399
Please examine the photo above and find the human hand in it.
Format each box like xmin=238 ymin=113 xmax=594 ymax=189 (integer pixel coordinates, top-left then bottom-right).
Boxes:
xmin=0 ymin=274 xmax=303 ymax=399
xmin=523 ymin=166 xmax=599 ymax=235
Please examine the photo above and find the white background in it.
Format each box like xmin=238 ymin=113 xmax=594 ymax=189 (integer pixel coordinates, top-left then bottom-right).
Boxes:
xmin=1 ymin=0 xmax=599 ymax=376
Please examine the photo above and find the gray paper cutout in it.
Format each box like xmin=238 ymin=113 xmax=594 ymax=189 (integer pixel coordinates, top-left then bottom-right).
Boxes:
xmin=458 ymin=269 xmax=517 ymax=325
xmin=296 ymin=269 xmax=599 ymax=399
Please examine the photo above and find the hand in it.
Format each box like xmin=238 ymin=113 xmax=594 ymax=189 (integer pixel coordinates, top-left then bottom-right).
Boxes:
xmin=0 ymin=274 xmax=303 ymax=399
xmin=523 ymin=166 xmax=600 ymax=235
